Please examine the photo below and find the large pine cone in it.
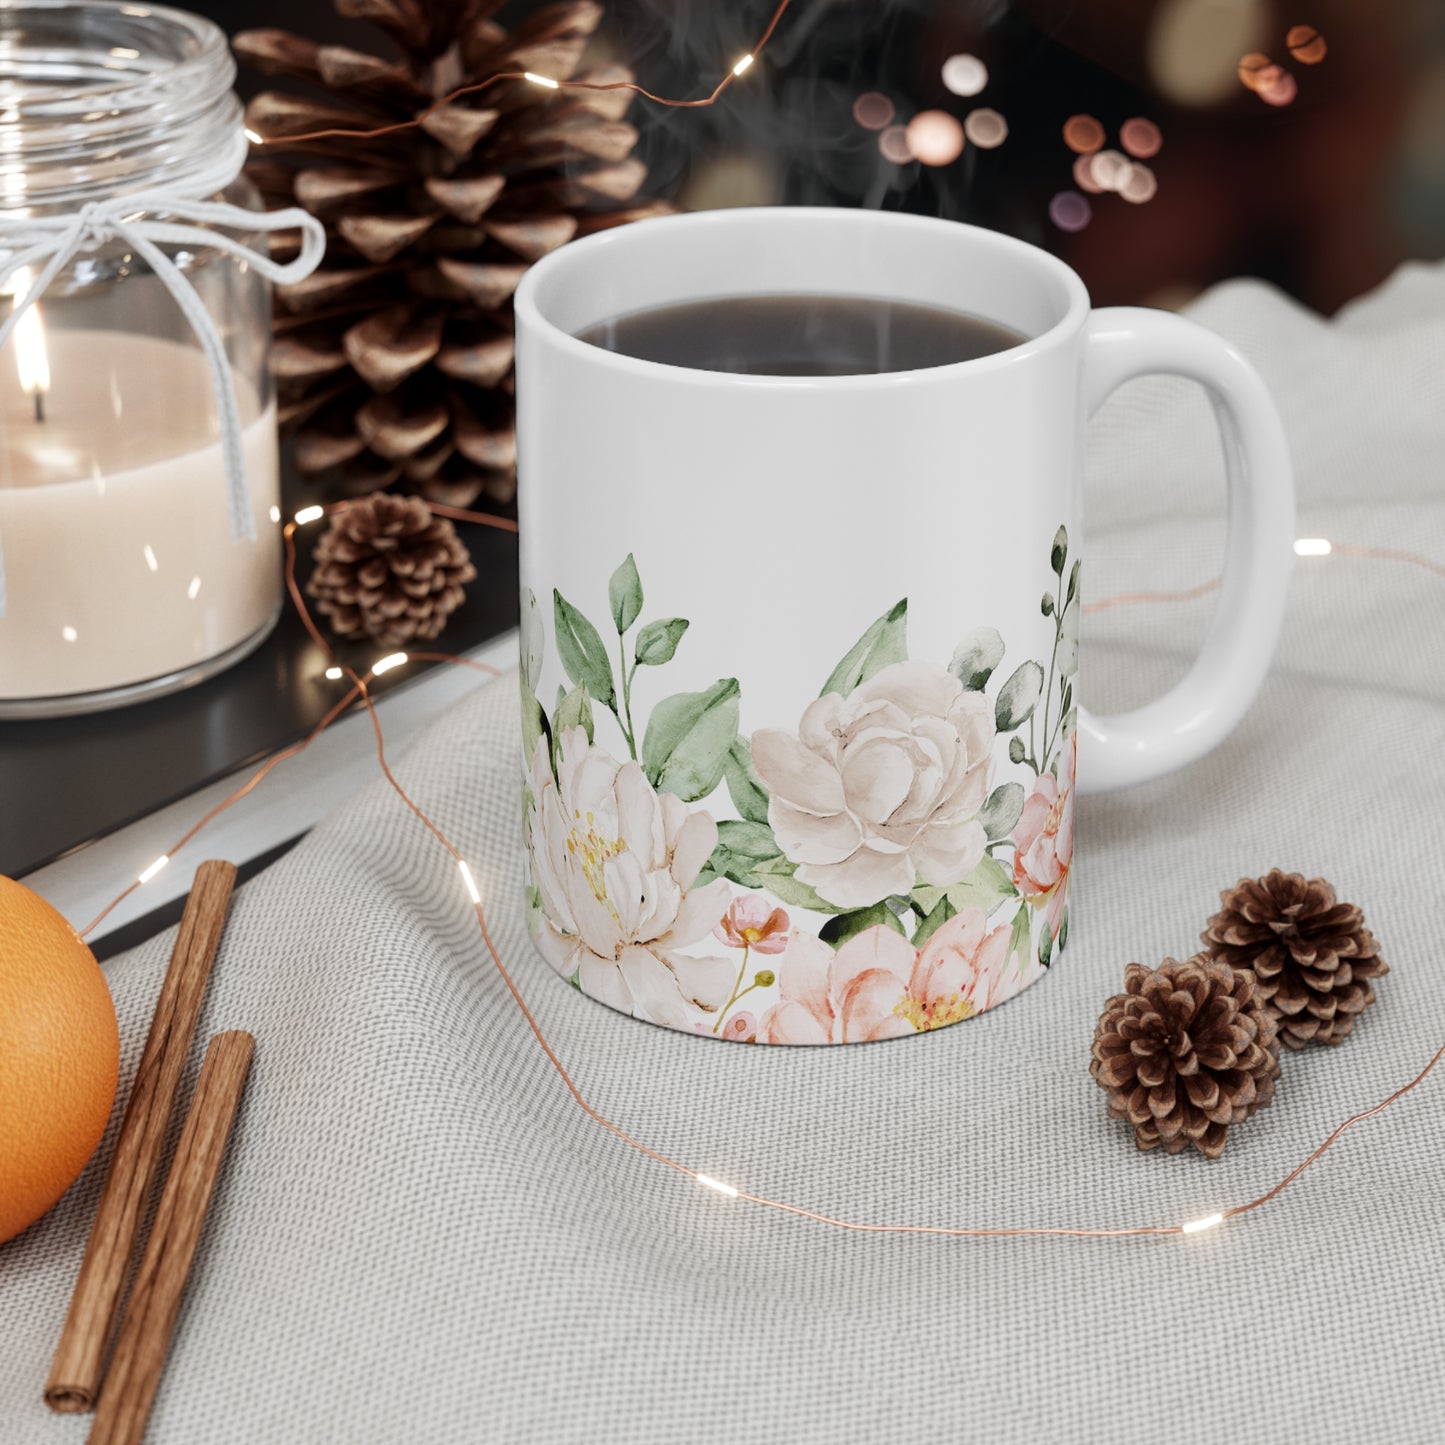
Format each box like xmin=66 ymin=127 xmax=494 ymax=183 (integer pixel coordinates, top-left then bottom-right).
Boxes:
xmin=1201 ymin=869 xmax=1388 ymax=1049
xmin=1091 ymin=957 xmax=1281 ymax=1159
xmin=235 ymin=0 xmax=669 ymax=508
xmin=307 ymin=493 xmax=476 ymax=646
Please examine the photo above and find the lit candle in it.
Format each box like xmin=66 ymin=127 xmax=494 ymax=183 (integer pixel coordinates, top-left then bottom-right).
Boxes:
xmin=0 ymin=328 xmax=280 ymax=707
xmin=7 ymin=268 xmax=49 ymax=422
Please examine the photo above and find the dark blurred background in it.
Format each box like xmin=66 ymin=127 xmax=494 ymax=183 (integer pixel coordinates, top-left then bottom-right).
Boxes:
xmin=209 ymin=0 xmax=1445 ymax=315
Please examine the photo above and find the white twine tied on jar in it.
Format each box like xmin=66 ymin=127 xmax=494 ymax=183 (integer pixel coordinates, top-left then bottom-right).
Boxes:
xmin=0 ymin=136 xmax=326 ymax=617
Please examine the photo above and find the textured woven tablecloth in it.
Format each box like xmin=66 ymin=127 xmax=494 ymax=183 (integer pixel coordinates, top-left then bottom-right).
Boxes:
xmin=3 ymin=263 xmax=1444 ymax=1444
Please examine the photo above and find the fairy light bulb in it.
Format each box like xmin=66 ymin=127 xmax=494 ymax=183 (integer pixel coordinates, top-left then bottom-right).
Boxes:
xmin=459 ymin=860 xmax=482 ymax=905
xmin=732 ymin=53 xmax=754 ymax=76
xmin=1181 ymin=1212 xmax=1224 ymax=1235
xmin=243 ymin=127 xmax=263 ymax=145
xmin=371 ymin=652 xmax=408 ymax=676
xmin=524 ymin=71 xmax=559 ymax=89
xmin=1294 ymin=538 xmax=1332 ymax=556
xmin=294 ymin=504 xmax=324 ymax=525
xmin=696 ymin=1174 xmax=740 ymax=1198
xmin=137 ymin=855 xmax=170 ymax=885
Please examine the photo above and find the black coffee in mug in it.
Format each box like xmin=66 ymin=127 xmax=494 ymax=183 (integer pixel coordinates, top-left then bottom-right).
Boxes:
xmin=575 ymin=294 xmax=1025 ymax=376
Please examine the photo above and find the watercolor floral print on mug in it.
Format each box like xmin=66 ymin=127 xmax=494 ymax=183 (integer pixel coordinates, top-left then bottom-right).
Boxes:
xmin=520 ymin=529 xmax=1079 ymax=1044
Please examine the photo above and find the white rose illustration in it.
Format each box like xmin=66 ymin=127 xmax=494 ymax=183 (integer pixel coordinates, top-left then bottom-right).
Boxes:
xmin=751 ymin=662 xmax=995 ymax=909
xmin=527 ymin=728 xmax=734 ymax=1027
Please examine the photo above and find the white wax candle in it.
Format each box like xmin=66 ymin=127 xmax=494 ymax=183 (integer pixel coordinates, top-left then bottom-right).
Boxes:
xmin=0 ymin=330 xmax=281 ymax=702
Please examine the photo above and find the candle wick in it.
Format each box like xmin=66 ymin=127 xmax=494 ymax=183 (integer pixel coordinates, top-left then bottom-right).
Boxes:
xmin=33 ymin=390 xmax=44 ymax=423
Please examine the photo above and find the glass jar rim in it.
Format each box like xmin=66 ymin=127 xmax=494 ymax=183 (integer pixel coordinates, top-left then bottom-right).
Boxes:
xmin=0 ymin=1 xmax=243 ymax=211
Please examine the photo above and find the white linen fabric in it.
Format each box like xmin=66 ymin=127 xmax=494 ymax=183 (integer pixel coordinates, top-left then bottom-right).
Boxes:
xmin=2 ymin=264 xmax=1443 ymax=1444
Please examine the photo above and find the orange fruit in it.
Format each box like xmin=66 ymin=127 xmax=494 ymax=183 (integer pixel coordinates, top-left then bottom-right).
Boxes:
xmin=0 ymin=876 xmax=119 ymax=1245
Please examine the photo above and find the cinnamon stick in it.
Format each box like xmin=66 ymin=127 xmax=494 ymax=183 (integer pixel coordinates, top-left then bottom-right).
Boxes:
xmin=46 ymin=860 xmax=238 ymax=1413
xmin=87 ymin=1032 xmax=255 ymax=1445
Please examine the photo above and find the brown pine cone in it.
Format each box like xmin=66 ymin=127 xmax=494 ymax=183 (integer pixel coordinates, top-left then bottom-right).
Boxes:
xmin=1091 ymin=956 xmax=1281 ymax=1159
xmin=235 ymin=0 xmax=670 ymax=508
xmin=307 ymin=493 xmax=476 ymax=647
xmin=1201 ymin=870 xmax=1388 ymax=1049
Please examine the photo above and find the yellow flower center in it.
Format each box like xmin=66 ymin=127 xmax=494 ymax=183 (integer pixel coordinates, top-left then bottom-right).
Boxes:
xmin=894 ymin=991 xmax=975 ymax=1032
xmin=741 ymin=927 xmax=764 ymax=945
xmin=565 ymin=807 xmax=627 ymax=917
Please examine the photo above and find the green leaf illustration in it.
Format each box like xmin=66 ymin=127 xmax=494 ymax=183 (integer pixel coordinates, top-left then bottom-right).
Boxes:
xmin=748 ymin=853 xmax=841 ymax=912
xmin=979 ymin=781 xmax=1026 ymax=842
xmin=640 ymin=678 xmax=740 ymax=801
xmin=820 ymin=599 xmax=907 ymax=697
xmin=1008 ymin=735 xmax=1026 ymax=765
xmin=1039 ymin=922 xmax=1055 ymax=968
xmin=1058 ymin=905 xmax=1070 ymax=953
xmin=819 ymin=902 xmax=908 ymax=948
xmin=608 ymin=553 xmax=643 ymax=633
xmin=1066 ymin=558 xmax=1081 ymax=605
xmin=949 ymin=626 xmax=1006 ymax=691
xmin=705 ymin=819 xmax=783 ymax=887
xmin=554 ymin=682 xmax=595 ymax=746
xmin=995 ymin=661 xmax=1044 ymax=730
xmin=520 ymin=675 xmax=551 ymax=775
xmin=1051 ymin=525 xmax=1069 ymax=575
xmin=723 ymin=734 xmax=771 ymax=825
xmin=1041 ymin=591 xmax=1055 ymax=617
xmin=520 ymin=587 xmax=544 ymax=692
xmin=1006 ymin=905 xmax=1032 ymax=969
xmin=553 ymin=589 xmax=617 ymax=709
xmin=944 ymin=855 xmax=1018 ymax=918
xmin=911 ymin=892 xmax=956 ymax=949
xmin=1057 ymin=599 xmax=1079 ymax=678
xmin=634 ymin=616 xmax=689 ymax=667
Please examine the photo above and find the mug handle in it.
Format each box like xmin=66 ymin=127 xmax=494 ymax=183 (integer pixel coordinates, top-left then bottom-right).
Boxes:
xmin=1076 ymin=307 xmax=1295 ymax=794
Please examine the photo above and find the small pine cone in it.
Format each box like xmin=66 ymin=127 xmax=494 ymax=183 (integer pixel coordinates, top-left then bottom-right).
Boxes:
xmin=307 ymin=493 xmax=476 ymax=647
xmin=1091 ymin=956 xmax=1281 ymax=1159
xmin=1202 ymin=870 xmax=1388 ymax=1050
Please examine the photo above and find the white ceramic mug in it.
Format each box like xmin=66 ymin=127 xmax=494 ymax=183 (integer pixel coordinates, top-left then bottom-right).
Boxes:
xmin=513 ymin=208 xmax=1293 ymax=1045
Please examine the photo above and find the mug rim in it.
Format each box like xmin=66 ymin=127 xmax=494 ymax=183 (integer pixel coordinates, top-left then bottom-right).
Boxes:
xmin=515 ymin=206 xmax=1093 ymax=389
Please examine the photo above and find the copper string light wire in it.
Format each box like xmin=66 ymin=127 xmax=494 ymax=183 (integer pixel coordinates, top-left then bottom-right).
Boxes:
xmin=78 ymin=508 xmax=1445 ymax=1240
xmin=248 ymin=0 xmax=796 ymax=148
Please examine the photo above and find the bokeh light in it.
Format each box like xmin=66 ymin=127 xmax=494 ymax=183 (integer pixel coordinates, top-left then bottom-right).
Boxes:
xmin=1287 ymin=24 xmax=1327 ymax=64
xmin=1073 ymin=153 xmax=1104 ymax=194
xmin=1088 ymin=148 xmax=1132 ymax=192
xmin=905 ymin=109 xmax=965 ymax=166
xmin=1063 ymin=114 xmax=1106 ymax=154
xmin=1237 ymin=52 xmax=1273 ymax=91
xmin=1257 ymin=66 xmax=1298 ymax=106
xmin=1049 ymin=191 xmax=1093 ymax=232
xmin=1149 ymin=0 xmax=1269 ymax=107
xmin=1119 ymin=164 xmax=1159 ymax=204
xmin=852 ymin=92 xmax=895 ymax=131
xmin=963 ymin=107 xmax=1008 ymax=149
xmin=878 ymin=125 xmax=913 ymax=164
xmin=941 ymin=54 xmax=988 ymax=97
xmin=1120 ymin=118 xmax=1163 ymax=159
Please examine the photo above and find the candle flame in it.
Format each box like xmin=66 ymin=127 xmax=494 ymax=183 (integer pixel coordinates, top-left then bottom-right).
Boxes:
xmin=7 ymin=267 xmax=51 ymax=409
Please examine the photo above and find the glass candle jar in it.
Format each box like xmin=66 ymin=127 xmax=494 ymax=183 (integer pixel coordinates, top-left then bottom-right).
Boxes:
xmin=0 ymin=1 xmax=287 ymax=716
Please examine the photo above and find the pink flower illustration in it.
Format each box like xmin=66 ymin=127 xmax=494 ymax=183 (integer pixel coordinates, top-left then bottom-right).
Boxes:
xmin=713 ymin=894 xmax=791 ymax=953
xmin=757 ymin=910 xmax=1015 ymax=1045
xmin=1011 ymin=731 xmax=1076 ymax=938
xmin=719 ymin=1010 xmax=758 ymax=1043
xmin=905 ymin=910 xmax=1017 ymax=1026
